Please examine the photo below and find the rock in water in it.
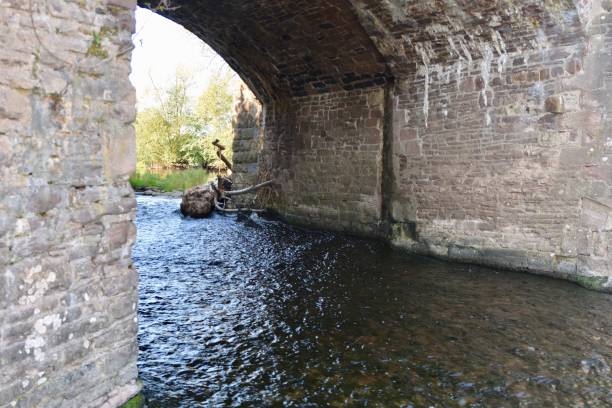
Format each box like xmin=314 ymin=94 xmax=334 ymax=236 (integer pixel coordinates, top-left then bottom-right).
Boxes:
xmin=180 ymin=184 xmax=216 ymax=218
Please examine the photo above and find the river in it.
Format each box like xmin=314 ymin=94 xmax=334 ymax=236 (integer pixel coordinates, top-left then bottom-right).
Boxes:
xmin=133 ymin=195 xmax=612 ymax=407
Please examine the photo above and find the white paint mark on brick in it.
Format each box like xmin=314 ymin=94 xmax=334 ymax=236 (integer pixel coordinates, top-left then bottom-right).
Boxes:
xmin=24 ymin=336 xmax=44 ymax=354
xmin=19 ymin=266 xmax=58 ymax=305
xmin=15 ymin=218 xmax=29 ymax=235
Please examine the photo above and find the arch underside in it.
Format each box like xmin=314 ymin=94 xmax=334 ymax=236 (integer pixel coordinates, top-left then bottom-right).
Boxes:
xmin=145 ymin=0 xmax=390 ymax=102
xmin=144 ymin=0 xmax=586 ymax=101
xmin=141 ymin=0 xmax=611 ymax=289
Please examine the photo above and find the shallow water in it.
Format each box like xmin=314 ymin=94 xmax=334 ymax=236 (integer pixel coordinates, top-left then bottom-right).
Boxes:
xmin=133 ymin=195 xmax=612 ymax=407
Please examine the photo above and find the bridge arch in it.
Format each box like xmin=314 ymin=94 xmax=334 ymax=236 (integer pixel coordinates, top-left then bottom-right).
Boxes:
xmin=142 ymin=0 xmax=392 ymax=102
xmin=1 ymin=0 xmax=611 ymax=406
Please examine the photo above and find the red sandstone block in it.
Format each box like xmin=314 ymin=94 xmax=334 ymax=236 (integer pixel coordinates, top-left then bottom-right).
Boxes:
xmin=365 ymin=118 xmax=380 ymax=128
xmin=512 ymin=72 xmax=528 ymax=83
xmin=528 ymin=71 xmax=540 ymax=82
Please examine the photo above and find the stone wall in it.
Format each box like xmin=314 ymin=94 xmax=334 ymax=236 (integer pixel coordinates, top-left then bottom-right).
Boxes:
xmin=231 ymin=83 xmax=263 ymax=191
xmin=264 ymin=89 xmax=386 ymax=235
xmin=0 ymin=0 xmax=140 ymax=407
xmin=230 ymin=0 xmax=610 ymax=291
xmin=385 ymin=2 xmax=612 ymax=289
xmin=228 ymin=83 xmax=265 ymax=209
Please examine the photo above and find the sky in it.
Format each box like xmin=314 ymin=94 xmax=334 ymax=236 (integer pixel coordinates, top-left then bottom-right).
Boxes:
xmin=129 ymin=7 xmax=236 ymax=111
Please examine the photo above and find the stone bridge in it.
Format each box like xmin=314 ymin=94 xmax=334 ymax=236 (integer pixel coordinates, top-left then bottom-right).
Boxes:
xmin=1 ymin=0 xmax=611 ymax=406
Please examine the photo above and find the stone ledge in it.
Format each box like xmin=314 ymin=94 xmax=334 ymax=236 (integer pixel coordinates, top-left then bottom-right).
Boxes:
xmin=96 ymin=381 xmax=142 ymax=408
xmin=390 ymin=234 xmax=612 ymax=293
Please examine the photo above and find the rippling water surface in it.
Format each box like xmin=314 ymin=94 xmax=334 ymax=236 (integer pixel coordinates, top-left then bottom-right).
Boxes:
xmin=133 ymin=195 xmax=612 ymax=407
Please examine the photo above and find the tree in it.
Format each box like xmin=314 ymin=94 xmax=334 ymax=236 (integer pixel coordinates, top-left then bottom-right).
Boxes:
xmin=134 ymin=70 xmax=236 ymax=170
xmin=195 ymin=74 xmax=234 ymax=168
xmin=134 ymin=107 xmax=171 ymax=169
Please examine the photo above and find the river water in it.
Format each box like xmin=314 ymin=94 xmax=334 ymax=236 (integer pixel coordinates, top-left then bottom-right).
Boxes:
xmin=133 ymin=195 xmax=612 ymax=407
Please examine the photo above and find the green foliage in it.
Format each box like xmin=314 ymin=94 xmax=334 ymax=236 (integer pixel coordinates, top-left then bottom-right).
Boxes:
xmin=135 ymin=71 xmax=235 ymax=170
xmin=130 ymin=168 xmax=213 ymax=192
xmin=574 ymin=275 xmax=608 ymax=291
xmin=196 ymin=76 xmax=233 ymax=129
xmin=119 ymin=394 xmax=144 ymax=408
xmin=195 ymin=74 xmax=234 ymax=167
xmin=87 ymin=30 xmax=109 ymax=59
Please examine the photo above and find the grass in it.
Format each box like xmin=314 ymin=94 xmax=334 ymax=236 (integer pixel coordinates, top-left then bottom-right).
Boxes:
xmin=130 ymin=168 xmax=214 ymax=192
xmin=119 ymin=393 xmax=144 ymax=408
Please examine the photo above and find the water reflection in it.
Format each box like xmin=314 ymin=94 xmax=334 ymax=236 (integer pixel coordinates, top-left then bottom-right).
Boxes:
xmin=134 ymin=195 xmax=612 ymax=407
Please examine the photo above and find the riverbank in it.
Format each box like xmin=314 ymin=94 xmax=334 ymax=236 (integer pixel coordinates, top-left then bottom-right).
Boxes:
xmin=135 ymin=189 xmax=183 ymax=198
xmin=130 ymin=168 xmax=214 ymax=194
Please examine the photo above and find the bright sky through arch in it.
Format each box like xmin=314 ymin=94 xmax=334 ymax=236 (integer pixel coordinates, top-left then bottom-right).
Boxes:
xmin=129 ymin=7 xmax=236 ymax=111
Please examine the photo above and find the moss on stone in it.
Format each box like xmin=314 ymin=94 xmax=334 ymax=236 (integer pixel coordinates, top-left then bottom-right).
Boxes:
xmin=49 ymin=92 xmax=64 ymax=112
xmin=87 ymin=30 xmax=109 ymax=59
xmin=120 ymin=393 xmax=144 ymax=408
xmin=389 ymin=221 xmax=418 ymax=242
xmin=574 ymin=275 xmax=609 ymax=291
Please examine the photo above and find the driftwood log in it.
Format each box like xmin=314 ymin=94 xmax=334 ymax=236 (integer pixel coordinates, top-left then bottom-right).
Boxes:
xmin=180 ymin=180 xmax=273 ymax=217
xmin=180 ymin=140 xmax=274 ymax=217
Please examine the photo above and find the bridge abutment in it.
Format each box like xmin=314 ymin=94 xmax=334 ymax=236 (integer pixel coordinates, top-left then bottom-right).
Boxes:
xmin=1 ymin=0 xmax=611 ymax=406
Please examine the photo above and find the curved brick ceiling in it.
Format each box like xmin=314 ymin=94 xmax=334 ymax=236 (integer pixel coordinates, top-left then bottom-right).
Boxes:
xmin=143 ymin=0 xmax=587 ymax=101
xmin=143 ymin=0 xmax=391 ymax=102
xmin=350 ymin=0 xmax=588 ymax=77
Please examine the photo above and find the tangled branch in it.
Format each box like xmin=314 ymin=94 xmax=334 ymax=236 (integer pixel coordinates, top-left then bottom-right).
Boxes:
xmin=212 ymin=139 xmax=233 ymax=171
xmin=224 ymin=180 xmax=275 ymax=196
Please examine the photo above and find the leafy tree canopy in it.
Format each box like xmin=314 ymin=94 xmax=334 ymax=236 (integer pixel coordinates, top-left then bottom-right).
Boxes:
xmin=135 ymin=70 xmax=235 ymax=171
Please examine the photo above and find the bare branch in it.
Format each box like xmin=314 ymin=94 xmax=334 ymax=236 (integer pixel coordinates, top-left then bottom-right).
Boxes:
xmin=212 ymin=139 xmax=226 ymax=150
xmin=224 ymin=180 xmax=275 ymax=196
xmin=213 ymin=197 xmax=266 ymax=214
xmin=212 ymin=139 xmax=233 ymax=170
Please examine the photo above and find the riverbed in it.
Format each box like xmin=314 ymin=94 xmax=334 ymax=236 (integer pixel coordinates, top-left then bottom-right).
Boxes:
xmin=133 ymin=195 xmax=612 ymax=407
